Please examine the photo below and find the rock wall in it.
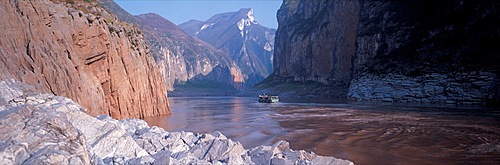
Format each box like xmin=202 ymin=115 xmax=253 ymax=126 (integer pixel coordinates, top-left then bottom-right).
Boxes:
xmin=0 ymin=80 xmax=354 ymax=165
xmin=348 ymin=0 xmax=500 ymax=104
xmin=348 ymin=72 xmax=499 ymax=104
xmin=0 ymin=0 xmax=170 ymax=119
xmin=355 ymin=0 xmax=500 ymax=73
xmin=272 ymin=0 xmax=500 ymax=104
xmin=273 ymin=0 xmax=360 ymax=84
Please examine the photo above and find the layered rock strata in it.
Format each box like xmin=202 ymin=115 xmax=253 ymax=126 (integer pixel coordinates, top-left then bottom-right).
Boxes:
xmin=348 ymin=72 xmax=499 ymax=104
xmin=0 ymin=80 xmax=354 ymax=165
xmin=0 ymin=0 xmax=170 ymax=118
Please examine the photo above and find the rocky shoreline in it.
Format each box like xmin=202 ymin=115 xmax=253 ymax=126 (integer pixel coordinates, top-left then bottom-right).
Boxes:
xmin=0 ymin=80 xmax=353 ymax=165
xmin=348 ymin=72 xmax=499 ymax=105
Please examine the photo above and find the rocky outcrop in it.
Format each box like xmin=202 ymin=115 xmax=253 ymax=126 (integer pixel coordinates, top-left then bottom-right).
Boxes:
xmin=97 ymin=0 xmax=244 ymax=91
xmin=348 ymin=72 xmax=499 ymax=104
xmin=179 ymin=8 xmax=276 ymax=86
xmin=0 ymin=0 xmax=170 ymax=119
xmin=0 ymin=80 xmax=354 ymax=164
xmin=273 ymin=0 xmax=360 ymax=84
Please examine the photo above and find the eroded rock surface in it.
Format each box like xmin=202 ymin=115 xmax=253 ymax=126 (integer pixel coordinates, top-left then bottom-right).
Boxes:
xmin=0 ymin=0 xmax=170 ymax=119
xmin=0 ymin=80 xmax=353 ymax=164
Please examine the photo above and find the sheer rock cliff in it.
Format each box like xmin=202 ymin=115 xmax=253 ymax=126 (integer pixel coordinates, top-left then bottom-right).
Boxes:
xmin=0 ymin=0 xmax=170 ymax=119
xmin=272 ymin=0 xmax=499 ymax=104
xmin=273 ymin=0 xmax=360 ymax=84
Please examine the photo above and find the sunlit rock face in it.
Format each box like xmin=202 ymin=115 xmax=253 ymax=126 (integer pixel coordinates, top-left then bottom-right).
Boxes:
xmin=97 ymin=0 xmax=244 ymax=90
xmin=179 ymin=8 xmax=276 ymax=86
xmin=0 ymin=0 xmax=170 ymax=119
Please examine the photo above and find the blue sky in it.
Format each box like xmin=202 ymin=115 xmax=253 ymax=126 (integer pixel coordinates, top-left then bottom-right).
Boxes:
xmin=115 ymin=0 xmax=283 ymax=29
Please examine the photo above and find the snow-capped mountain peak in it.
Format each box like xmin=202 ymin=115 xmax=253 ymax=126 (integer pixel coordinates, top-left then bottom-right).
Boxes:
xmin=179 ymin=8 xmax=277 ymax=86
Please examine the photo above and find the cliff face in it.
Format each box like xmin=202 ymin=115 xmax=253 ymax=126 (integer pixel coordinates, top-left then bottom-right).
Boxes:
xmin=349 ymin=0 xmax=500 ymax=104
xmin=273 ymin=0 xmax=499 ymax=104
xmin=97 ymin=0 xmax=244 ymax=91
xmin=273 ymin=0 xmax=360 ymax=84
xmin=0 ymin=0 xmax=170 ymax=119
xmin=179 ymin=8 xmax=276 ymax=86
xmin=354 ymin=0 xmax=500 ymax=74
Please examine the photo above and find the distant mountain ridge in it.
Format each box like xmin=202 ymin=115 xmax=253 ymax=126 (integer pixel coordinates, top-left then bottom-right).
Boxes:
xmin=179 ymin=8 xmax=276 ymax=86
xmin=97 ymin=1 xmax=276 ymax=93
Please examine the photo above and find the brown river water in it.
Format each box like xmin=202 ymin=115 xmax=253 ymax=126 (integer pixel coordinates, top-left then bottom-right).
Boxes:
xmin=144 ymin=97 xmax=500 ymax=165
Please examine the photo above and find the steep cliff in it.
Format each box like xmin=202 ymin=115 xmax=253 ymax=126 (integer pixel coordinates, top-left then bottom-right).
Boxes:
xmin=97 ymin=0 xmax=244 ymax=91
xmin=272 ymin=0 xmax=499 ymax=104
xmin=354 ymin=0 xmax=500 ymax=75
xmin=179 ymin=8 xmax=276 ymax=86
xmin=0 ymin=0 xmax=170 ymax=119
xmin=349 ymin=0 xmax=500 ymax=104
xmin=273 ymin=0 xmax=360 ymax=84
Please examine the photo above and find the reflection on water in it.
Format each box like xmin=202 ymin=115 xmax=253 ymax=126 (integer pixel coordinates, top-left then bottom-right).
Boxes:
xmin=144 ymin=97 xmax=500 ymax=165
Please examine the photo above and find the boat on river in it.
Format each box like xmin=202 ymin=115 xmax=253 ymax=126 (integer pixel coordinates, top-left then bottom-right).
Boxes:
xmin=258 ymin=94 xmax=279 ymax=103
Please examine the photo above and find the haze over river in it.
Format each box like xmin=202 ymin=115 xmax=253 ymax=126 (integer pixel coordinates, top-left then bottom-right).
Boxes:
xmin=144 ymin=97 xmax=500 ymax=165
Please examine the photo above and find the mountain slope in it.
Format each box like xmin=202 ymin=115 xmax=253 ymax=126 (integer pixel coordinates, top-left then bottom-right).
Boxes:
xmin=179 ymin=8 xmax=276 ymax=86
xmin=97 ymin=0 xmax=244 ymax=91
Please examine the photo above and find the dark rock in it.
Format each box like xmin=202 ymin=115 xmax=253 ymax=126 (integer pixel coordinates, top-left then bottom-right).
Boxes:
xmin=273 ymin=0 xmax=360 ymax=85
xmin=271 ymin=0 xmax=500 ymax=104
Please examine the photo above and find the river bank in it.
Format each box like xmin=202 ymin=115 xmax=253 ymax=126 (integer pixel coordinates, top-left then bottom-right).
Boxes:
xmin=0 ymin=80 xmax=353 ymax=164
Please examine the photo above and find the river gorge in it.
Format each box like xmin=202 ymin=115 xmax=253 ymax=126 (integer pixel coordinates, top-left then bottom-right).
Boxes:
xmin=145 ymin=97 xmax=500 ymax=165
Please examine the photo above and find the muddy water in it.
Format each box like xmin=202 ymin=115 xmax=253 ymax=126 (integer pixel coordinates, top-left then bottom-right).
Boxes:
xmin=144 ymin=97 xmax=500 ymax=165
